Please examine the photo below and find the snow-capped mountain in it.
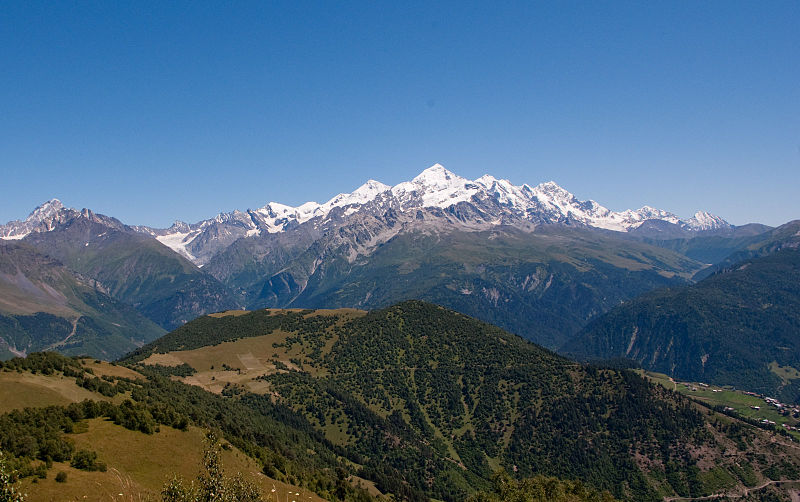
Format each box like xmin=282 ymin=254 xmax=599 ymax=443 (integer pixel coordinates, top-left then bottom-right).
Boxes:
xmin=0 ymin=199 xmax=66 ymax=239
xmin=121 ymin=164 xmax=730 ymax=265
xmin=0 ymin=164 xmax=758 ymax=350
xmin=1 ymin=164 xmax=732 ymax=266
xmin=0 ymin=199 xmax=127 ymax=240
xmin=684 ymin=211 xmax=732 ymax=231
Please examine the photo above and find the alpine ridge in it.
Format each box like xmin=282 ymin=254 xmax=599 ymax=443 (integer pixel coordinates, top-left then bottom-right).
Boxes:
xmin=128 ymin=164 xmax=731 ymax=266
xmin=0 ymin=164 xmax=729 ymax=266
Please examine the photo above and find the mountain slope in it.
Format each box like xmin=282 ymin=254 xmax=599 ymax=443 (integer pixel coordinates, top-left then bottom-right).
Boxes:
xmin=566 ymin=248 xmax=800 ymax=402
xmin=239 ymin=226 xmax=700 ymax=349
xmin=692 ymin=220 xmax=800 ymax=280
xmin=0 ymin=242 xmax=165 ymax=359
xmin=16 ymin=203 xmax=241 ymax=330
xmin=123 ymin=301 xmax=800 ymax=501
xmin=0 ymin=353 xmax=367 ymax=501
xmin=630 ymin=223 xmax=774 ymax=264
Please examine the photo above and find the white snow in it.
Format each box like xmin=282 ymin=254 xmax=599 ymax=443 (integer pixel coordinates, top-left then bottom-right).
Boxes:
xmin=156 ymin=163 xmax=731 ymax=247
xmin=0 ymin=233 xmax=27 ymax=240
xmin=392 ymin=164 xmax=479 ymax=208
xmin=156 ymin=231 xmax=198 ymax=261
xmin=475 ymin=174 xmax=531 ymax=208
xmin=685 ymin=210 xmax=731 ymax=231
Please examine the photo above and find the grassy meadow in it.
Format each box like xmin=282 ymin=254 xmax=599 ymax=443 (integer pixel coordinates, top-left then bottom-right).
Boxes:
xmin=19 ymin=419 xmax=326 ymax=502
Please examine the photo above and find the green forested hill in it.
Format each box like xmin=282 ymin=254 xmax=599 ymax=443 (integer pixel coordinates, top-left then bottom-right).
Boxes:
xmin=566 ymin=248 xmax=800 ymax=402
xmin=0 ymin=242 xmax=165 ymax=360
xmin=0 ymin=353 xmax=370 ymax=501
xmin=122 ymin=301 xmax=800 ymax=501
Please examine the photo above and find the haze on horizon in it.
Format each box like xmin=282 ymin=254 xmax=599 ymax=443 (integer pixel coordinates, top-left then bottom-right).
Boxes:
xmin=1 ymin=2 xmax=798 ymax=228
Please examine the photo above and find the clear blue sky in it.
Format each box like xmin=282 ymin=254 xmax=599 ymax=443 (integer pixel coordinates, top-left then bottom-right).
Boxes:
xmin=2 ymin=1 xmax=798 ymax=227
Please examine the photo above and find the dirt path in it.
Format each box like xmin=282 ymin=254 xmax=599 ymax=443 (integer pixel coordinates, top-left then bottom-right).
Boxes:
xmin=45 ymin=316 xmax=80 ymax=351
xmin=664 ymin=479 xmax=800 ymax=501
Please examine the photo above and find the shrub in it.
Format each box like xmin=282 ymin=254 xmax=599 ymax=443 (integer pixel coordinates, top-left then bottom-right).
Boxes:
xmin=70 ymin=450 xmax=106 ymax=472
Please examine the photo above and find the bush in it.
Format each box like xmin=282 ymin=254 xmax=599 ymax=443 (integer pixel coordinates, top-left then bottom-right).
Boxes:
xmin=55 ymin=471 xmax=67 ymax=483
xmin=70 ymin=450 xmax=106 ymax=472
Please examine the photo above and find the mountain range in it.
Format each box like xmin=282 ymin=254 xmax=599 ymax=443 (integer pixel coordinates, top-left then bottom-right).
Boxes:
xmin=3 ymin=165 xmax=800 ymax=500
xmin=2 ymin=164 xmax=753 ymax=354
xmin=2 ymin=165 xmax=733 ymax=264
xmin=134 ymin=164 xmax=732 ymax=264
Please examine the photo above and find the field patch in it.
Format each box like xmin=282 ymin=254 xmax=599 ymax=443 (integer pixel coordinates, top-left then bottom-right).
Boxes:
xmin=79 ymin=358 xmax=144 ymax=380
xmin=770 ymin=361 xmax=800 ymax=384
xmin=0 ymin=371 xmax=109 ymax=413
xmin=140 ymin=352 xmax=185 ymax=367
xmin=207 ymin=309 xmax=251 ymax=318
xmin=237 ymin=352 xmax=264 ymax=370
xmin=138 ymin=331 xmax=313 ymax=394
xmin=641 ymin=370 xmax=800 ymax=440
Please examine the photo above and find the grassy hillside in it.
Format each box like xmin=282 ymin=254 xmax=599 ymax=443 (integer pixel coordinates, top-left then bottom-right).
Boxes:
xmin=0 ymin=352 xmax=375 ymax=502
xmin=18 ymin=420 xmax=325 ymax=502
xmin=0 ymin=242 xmax=165 ymax=360
xmin=123 ymin=301 xmax=800 ymax=501
xmin=0 ymin=357 xmax=325 ymax=502
xmin=567 ymin=248 xmax=800 ymax=403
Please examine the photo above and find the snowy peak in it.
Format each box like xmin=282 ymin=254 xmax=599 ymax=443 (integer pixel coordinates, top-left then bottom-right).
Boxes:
xmin=393 ymin=163 xmax=480 ymax=207
xmin=0 ymin=198 xmax=70 ymax=239
xmin=321 ymin=179 xmax=391 ymax=212
xmin=28 ymin=199 xmax=65 ymax=223
xmin=350 ymin=180 xmax=391 ymax=201
xmin=410 ymin=163 xmax=464 ymax=186
xmin=533 ymin=180 xmax=568 ymax=195
xmin=251 ymin=180 xmax=391 ymax=234
xmin=474 ymin=174 xmax=499 ymax=187
xmin=168 ymin=221 xmax=192 ymax=233
xmin=684 ymin=210 xmax=731 ymax=231
xmin=530 ymin=181 xmax=580 ymax=206
xmin=475 ymin=174 xmax=531 ymax=207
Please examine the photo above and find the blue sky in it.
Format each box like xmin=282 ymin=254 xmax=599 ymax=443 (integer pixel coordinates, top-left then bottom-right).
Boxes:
xmin=1 ymin=1 xmax=798 ymax=227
